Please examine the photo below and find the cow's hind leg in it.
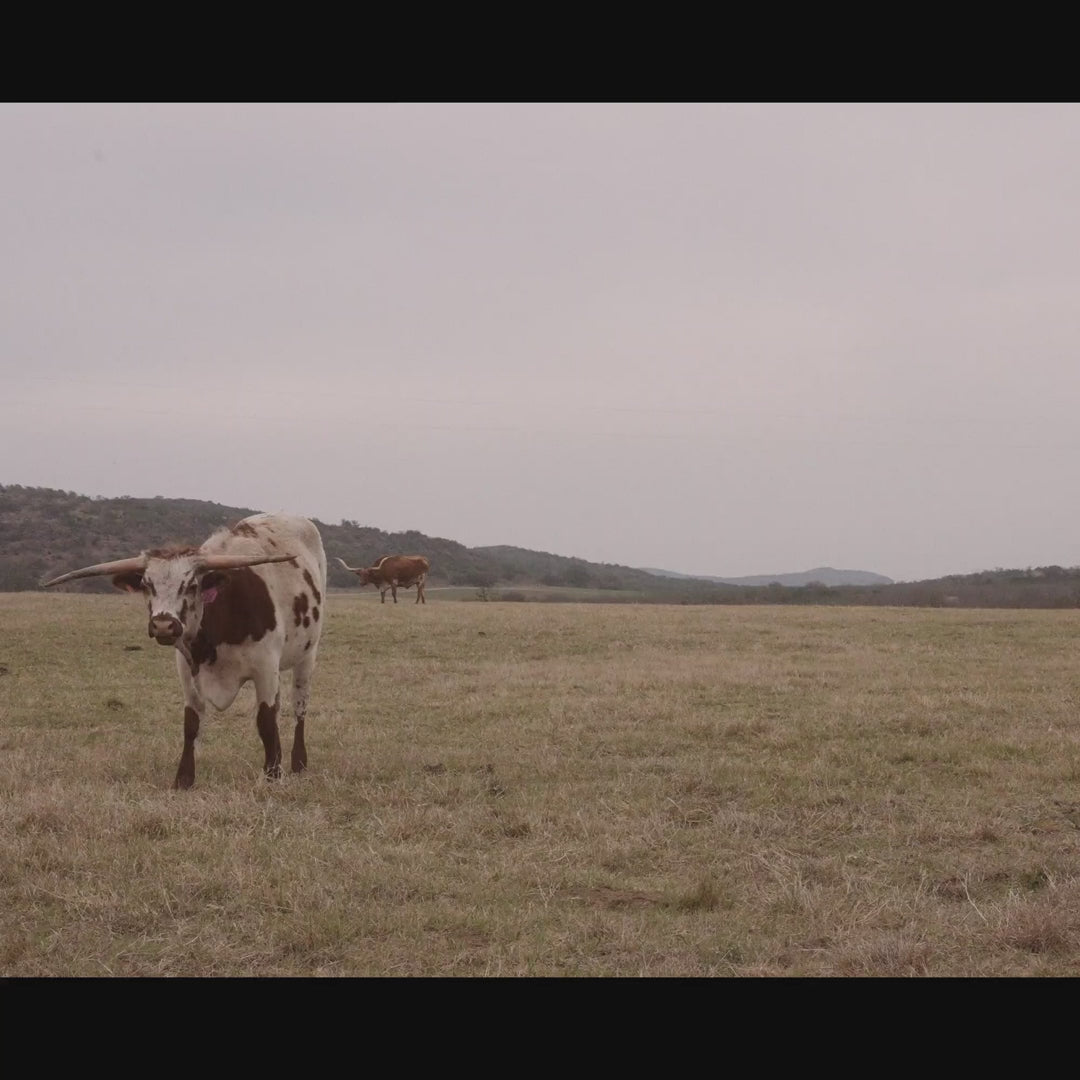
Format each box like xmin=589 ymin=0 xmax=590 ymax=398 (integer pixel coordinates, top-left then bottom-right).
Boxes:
xmin=290 ymin=651 xmax=318 ymax=773
xmin=254 ymin=670 xmax=283 ymax=779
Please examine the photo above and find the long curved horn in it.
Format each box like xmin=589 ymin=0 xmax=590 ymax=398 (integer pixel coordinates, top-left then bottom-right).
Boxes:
xmin=195 ymin=552 xmax=297 ymax=572
xmin=42 ymin=555 xmax=148 ymax=588
xmin=335 ymin=556 xmax=364 ymax=573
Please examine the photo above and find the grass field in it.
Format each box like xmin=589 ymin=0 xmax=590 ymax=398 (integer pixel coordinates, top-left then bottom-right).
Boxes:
xmin=4 ymin=591 xmax=1080 ymax=976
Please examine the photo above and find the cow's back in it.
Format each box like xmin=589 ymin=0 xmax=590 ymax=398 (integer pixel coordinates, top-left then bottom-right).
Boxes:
xmin=380 ymin=555 xmax=428 ymax=582
xmin=202 ymin=513 xmax=327 ymax=671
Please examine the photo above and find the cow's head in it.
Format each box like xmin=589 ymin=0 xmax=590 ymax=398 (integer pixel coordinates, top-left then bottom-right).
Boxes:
xmin=42 ymin=548 xmax=296 ymax=662
xmin=335 ymin=556 xmax=375 ymax=586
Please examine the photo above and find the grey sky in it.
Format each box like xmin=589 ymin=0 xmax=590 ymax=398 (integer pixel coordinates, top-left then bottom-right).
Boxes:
xmin=4 ymin=102 xmax=1079 ymax=583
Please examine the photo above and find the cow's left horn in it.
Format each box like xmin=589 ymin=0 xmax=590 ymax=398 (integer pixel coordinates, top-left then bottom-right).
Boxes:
xmin=195 ymin=552 xmax=298 ymax=572
xmin=42 ymin=555 xmax=148 ymax=588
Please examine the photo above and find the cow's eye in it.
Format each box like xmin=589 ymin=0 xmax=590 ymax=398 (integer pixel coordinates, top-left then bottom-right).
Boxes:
xmin=185 ymin=582 xmax=197 ymax=594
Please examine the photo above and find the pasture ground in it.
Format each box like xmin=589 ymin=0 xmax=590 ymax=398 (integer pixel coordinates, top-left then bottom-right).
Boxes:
xmin=4 ymin=592 xmax=1080 ymax=976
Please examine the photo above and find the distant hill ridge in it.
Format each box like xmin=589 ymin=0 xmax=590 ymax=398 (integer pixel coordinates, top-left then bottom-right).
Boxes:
xmin=5 ymin=484 xmax=1080 ymax=608
xmin=640 ymin=566 xmax=894 ymax=587
xmin=0 ymin=484 xmax=693 ymax=595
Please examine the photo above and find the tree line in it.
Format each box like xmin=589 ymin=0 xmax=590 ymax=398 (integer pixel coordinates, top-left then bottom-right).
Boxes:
xmin=4 ymin=484 xmax=1080 ymax=607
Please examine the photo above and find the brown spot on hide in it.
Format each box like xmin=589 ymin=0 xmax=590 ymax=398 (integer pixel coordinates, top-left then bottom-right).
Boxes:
xmin=229 ymin=520 xmax=259 ymax=537
xmin=304 ymin=641 xmax=312 ymax=651
xmin=190 ymin=567 xmax=277 ymax=671
xmin=303 ymin=569 xmax=322 ymax=605
xmin=312 ymin=605 xmax=319 ymax=622
xmin=200 ymin=570 xmax=226 ymax=591
xmin=190 ymin=634 xmax=215 ymax=670
xmin=293 ymin=592 xmax=309 ymax=627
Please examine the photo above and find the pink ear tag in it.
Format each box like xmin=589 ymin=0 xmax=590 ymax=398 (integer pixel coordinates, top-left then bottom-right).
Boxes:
xmin=202 ymin=587 xmax=219 ymax=605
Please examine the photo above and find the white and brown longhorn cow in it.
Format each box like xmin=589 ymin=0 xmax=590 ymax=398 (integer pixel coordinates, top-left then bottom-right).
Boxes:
xmin=336 ymin=554 xmax=429 ymax=603
xmin=42 ymin=513 xmax=327 ymax=789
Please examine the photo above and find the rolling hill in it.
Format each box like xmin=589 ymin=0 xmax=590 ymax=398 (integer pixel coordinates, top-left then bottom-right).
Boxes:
xmin=640 ymin=566 xmax=894 ymax=587
xmin=4 ymin=483 xmax=1079 ymax=608
xmin=0 ymin=484 xmax=713 ymax=597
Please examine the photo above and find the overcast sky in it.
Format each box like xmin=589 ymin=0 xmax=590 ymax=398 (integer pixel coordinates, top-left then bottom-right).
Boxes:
xmin=4 ymin=102 xmax=1080 ymax=583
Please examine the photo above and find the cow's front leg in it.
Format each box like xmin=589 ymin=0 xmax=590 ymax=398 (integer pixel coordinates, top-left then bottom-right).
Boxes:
xmin=254 ymin=670 xmax=283 ymax=779
xmin=175 ymin=704 xmax=201 ymax=789
xmin=175 ymin=656 xmax=205 ymax=790
xmin=391 ymin=582 xmax=399 ymax=603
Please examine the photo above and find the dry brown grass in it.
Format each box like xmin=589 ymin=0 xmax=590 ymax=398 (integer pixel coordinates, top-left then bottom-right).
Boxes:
xmin=4 ymin=592 xmax=1080 ymax=976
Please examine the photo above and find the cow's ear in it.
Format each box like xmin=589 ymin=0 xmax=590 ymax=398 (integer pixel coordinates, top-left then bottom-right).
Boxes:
xmin=112 ymin=571 xmax=145 ymax=593
xmin=200 ymin=570 xmax=227 ymax=591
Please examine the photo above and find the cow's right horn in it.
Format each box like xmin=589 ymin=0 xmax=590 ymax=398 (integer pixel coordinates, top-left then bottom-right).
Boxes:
xmin=42 ymin=555 xmax=148 ymax=588
xmin=335 ymin=557 xmax=363 ymax=573
xmin=195 ymin=552 xmax=298 ymax=572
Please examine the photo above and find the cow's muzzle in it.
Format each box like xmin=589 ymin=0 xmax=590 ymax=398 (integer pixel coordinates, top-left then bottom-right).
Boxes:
xmin=148 ymin=615 xmax=183 ymax=645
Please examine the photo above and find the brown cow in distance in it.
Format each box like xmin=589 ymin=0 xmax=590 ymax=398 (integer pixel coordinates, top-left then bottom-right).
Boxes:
xmin=336 ymin=554 xmax=429 ymax=603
